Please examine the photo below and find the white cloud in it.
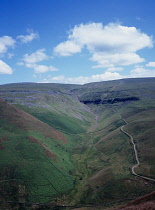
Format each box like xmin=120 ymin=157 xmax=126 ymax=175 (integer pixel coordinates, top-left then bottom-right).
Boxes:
xmin=146 ymin=62 xmax=155 ymax=67
xmin=91 ymin=52 xmax=145 ymax=68
xmin=41 ymin=66 xmax=155 ymax=84
xmin=0 ymin=36 xmax=15 ymax=54
xmin=22 ymin=49 xmax=48 ymax=63
xmin=17 ymin=32 xmax=39 ymax=43
xmin=130 ymin=67 xmax=155 ymax=77
xmin=0 ymin=60 xmax=13 ymax=74
xmin=54 ymin=22 xmax=152 ymax=68
xmin=33 ymin=64 xmax=58 ymax=73
xmin=23 ymin=62 xmax=58 ymax=74
xmin=20 ymin=49 xmax=58 ymax=74
xmin=25 ymin=63 xmax=36 ymax=68
xmin=106 ymin=67 xmax=124 ymax=72
xmin=41 ymin=71 xmax=123 ymax=84
xmin=69 ymin=23 xmax=152 ymax=52
xmin=54 ymin=40 xmax=82 ymax=56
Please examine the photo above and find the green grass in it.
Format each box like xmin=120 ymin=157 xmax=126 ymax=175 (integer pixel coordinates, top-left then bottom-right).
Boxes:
xmin=15 ymin=103 xmax=91 ymax=134
xmin=1 ymin=78 xmax=155 ymax=207
xmin=30 ymin=111 xmax=86 ymax=134
xmin=0 ymin=119 xmax=74 ymax=203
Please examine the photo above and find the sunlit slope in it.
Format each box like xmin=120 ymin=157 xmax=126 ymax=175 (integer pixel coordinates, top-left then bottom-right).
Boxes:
xmin=0 ymin=83 xmax=94 ymax=134
xmin=0 ymin=97 xmax=75 ymax=204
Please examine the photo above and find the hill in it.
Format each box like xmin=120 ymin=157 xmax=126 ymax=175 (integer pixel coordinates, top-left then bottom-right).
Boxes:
xmin=0 ymin=78 xmax=155 ymax=209
xmin=115 ymin=191 xmax=155 ymax=210
xmin=0 ymin=97 xmax=75 ymax=207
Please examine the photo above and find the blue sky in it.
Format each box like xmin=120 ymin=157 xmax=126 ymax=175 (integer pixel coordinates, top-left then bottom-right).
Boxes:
xmin=1 ymin=0 xmax=155 ymax=84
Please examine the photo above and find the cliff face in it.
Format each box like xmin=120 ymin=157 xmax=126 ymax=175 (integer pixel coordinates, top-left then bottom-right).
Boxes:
xmin=80 ymin=96 xmax=139 ymax=104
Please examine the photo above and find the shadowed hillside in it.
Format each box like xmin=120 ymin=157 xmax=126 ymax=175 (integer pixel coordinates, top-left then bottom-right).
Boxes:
xmin=115 ymin=191 xmax=155 ymax=210
xmin=0 ymin=78 xmax=155 ymax=209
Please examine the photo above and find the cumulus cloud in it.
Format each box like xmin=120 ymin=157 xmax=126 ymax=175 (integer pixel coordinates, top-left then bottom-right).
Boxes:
xmin=130 ymin=66 xmax=155 ymax=77
xmin=42 ymin=71 xmax=123 ymax=84
xmin=146 ymin=62 xmax=155 ymax=67
xmin=19 ymin=49 xmax=58 ymax=73
xmin=22 ymin=49 xmax=48 ymax=63
xmin=0 ymin=60 xmax=13 ymax=74
xmin=54 ymin=22 xmax=152 ymax=68
xmin=33 ymin=64 xmax=58 ymax=73
xmin=91 ymin=52 xmax=145 ymax=68
xmin=54 ymin=40 xmax=82 ymax=56
xmin=69 ymin=23 xmax=152 ymax=52
xmin=17 ymin=32 xmax=39 ymax=43
xmin=0 ymin=36 xmax=15 ymax=54
xmin=106 ymin=67 xmax=124 ymax=72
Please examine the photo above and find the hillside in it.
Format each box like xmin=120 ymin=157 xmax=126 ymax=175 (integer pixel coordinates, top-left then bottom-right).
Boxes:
xmin=0 ymin=78 xmax=155 ymax=209
xmin=114 ymin=191 xmax=155 ymax=210
xmin=0 ymin=97 xmax=75 ymax=207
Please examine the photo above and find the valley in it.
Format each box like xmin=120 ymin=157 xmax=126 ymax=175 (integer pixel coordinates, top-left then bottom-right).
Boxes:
xmin=0 ymin=78 xmax=155 ymax=209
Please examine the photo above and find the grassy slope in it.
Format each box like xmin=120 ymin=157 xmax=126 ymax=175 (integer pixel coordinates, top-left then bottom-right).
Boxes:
xmin=0 ymin=83 xmax=93 ymax=134
xmin=0 ymin=83 xmax=94 ymax=207
xmin=0 ymin=98 xmax=75 ymax=205
xmin=0 ymin=78 xmax=155 ymax=208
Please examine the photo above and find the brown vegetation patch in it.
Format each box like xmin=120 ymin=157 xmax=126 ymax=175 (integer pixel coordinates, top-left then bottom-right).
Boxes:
xmin=116 ymin=202 xmax=155 ymax=210
xmin=0 ymin=145 xmax=4 ymax=149
xmin=95 ymin=128 xmax=120 ymax=147
xmin=89 ymin=168 xmax=114 ymax=189
xmin=0 ymin=137 xmax=8 ymax=143
xmin=28 ymin=136 xmax=45 ymax=145
xmin=126 ymin=108 xmax=155 ymax=123
xmin=115 ymin=191 xmax=155 ymax=209
xmin=0 ymin=137 xmax=8 ymax=149
xmin=0 ymin=97 xmax=68 ymax=143
xmin=44 ymin=149 xmax=57 ymax=161
xmin=28 ymin=136 xmax=58 ymax=162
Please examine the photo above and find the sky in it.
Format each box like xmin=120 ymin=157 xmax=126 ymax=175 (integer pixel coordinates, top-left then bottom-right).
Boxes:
xmin=1 ymin=0 xmax=155 ymax=85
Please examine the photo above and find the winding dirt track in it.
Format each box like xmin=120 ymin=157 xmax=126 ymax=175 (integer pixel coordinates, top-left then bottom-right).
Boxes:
xmin=107 ymin=83 xmax=155 ymax=182
xmin=113 ymin=109 xmax=155 ymax=182
xmin=121 ymin=122 xmax=155 ymax=182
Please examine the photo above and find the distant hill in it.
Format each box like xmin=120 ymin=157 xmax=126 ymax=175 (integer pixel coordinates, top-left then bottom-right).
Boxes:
xmin=0 ymin=78 xmax=155 ymax=209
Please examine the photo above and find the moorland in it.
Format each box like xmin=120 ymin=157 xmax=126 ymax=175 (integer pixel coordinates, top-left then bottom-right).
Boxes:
xmin=0 ymin=77 xmax=155 ymax=209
